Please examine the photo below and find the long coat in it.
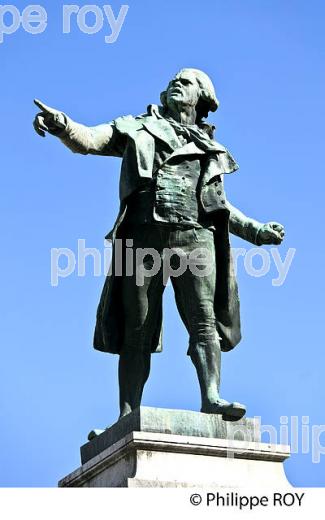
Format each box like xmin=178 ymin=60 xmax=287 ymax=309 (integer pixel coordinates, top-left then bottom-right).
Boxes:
xmin=59 ymin=105 xmax=263 ymax=354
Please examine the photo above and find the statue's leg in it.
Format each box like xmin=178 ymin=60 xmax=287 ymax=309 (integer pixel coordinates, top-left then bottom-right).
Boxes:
xmin=118 ymin=348 xmax=151 ymax=418
xmin=118 ymin=224 xmax=165 ymax=418
xmin=170 ymin=227 xmax=246 ymax=420
xmin=189 ymin=336 xmax=221 ymax=409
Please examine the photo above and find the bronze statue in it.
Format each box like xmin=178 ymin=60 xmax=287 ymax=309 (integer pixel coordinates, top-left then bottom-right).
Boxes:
xmin=33 ymin=68 xmax=285 ymax=421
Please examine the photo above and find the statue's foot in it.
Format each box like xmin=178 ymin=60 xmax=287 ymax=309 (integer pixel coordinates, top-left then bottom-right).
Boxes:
xmin=87 ymin=408 xmax=134 ymax=441
xmin=88 ymin=429 xmax=105 ymax=441
xmin=201 ymin=398 xmax=246 ymax=421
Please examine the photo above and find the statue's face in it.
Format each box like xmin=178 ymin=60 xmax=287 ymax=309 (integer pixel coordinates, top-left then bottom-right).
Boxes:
xmin=166 ymin=70 xmax=200 ymax=110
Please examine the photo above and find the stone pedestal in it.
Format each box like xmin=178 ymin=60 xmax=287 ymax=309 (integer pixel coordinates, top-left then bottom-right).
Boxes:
xmin=58 ymin=407 xmax=291 ymax=488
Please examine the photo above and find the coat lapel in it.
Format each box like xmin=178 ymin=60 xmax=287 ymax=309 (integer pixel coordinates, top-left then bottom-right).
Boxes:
xmin=142 ymin=119 xmax=182 ymax=150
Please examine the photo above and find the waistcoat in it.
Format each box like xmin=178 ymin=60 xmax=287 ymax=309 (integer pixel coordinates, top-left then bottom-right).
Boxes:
xmin=125 ymin=155 xmax=214 ymax=228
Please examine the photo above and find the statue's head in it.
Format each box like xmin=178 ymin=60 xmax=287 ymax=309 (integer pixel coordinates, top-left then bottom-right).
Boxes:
xmin=160 ymin=68 xmax=219 ymax=122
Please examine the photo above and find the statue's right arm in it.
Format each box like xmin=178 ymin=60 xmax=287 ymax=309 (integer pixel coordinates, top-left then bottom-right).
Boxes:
xmin=33 ymin=99 xmax=125 ymax=157
xmin=58 ymin=118 xmax=121 ymax=156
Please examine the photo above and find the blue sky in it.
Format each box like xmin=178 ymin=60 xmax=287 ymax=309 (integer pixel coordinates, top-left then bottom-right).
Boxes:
xmin=0 ymin=0 xmax=325 ymax=486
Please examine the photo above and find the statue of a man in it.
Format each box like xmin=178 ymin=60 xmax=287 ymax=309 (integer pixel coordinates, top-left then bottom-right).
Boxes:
xmin=33 ymin=68 xmax=284 ymax=421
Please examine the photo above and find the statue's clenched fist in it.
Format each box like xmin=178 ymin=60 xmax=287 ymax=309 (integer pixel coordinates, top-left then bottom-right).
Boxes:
xmin=257 ymin=221 xmax=285 ymax=245
xmin=33 ymin=99 xmax=66 ymax=137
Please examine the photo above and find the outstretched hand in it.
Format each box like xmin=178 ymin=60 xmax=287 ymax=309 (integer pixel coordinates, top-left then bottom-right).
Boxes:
xmin=257 ymin=221 xmax=285 ymax=245
xmin=33 ymin=99 xmax=66 ymax=137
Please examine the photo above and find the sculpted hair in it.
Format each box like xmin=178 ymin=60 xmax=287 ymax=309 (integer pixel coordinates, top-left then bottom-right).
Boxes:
xmin=160 ymin=68 xmax=219 ymax=123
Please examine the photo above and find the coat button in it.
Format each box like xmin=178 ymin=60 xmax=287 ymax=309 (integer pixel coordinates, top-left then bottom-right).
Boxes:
xmin=217 ymin=190 xmax=222 ymax=195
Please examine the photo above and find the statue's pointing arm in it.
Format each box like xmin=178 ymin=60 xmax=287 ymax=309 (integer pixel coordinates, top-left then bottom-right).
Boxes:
xmin=33 ymin=99 xmax=124 ymax=157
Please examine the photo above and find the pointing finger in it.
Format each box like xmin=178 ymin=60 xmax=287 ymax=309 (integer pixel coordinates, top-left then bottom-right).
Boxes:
xmin=34 ymin=98 xmax=57 ymax=114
